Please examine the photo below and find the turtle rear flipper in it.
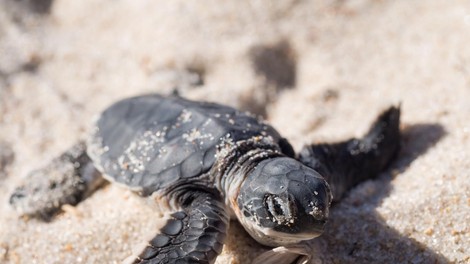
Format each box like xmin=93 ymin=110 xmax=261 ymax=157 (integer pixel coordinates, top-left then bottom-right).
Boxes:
xmin=130 ymin=191 xmax=229 ymax=264
xmin=299 ymin=106 xmax=400 ymax=202
xmin=9 ymin=142 xmax=105 ymax=220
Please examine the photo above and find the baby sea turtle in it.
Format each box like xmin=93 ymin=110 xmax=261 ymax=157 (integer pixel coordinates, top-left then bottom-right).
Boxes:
xmin=10 ymin=94 xmax=400 ymax=264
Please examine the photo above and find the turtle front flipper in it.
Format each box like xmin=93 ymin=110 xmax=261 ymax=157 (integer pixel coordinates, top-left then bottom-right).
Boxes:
xmin=9 ymin=142 xmax=105 ymax=220
xmin=299 ymin=106 xmax=400 ymax=201
xmin=130 ymin=191 xmax=229 ymax=264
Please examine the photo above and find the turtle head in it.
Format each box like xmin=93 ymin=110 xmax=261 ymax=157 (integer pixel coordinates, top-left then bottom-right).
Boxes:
xmin=235 ymin=157 xmax=332 ymax=247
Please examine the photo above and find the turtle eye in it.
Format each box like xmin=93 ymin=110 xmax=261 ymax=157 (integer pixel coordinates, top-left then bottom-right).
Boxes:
xmin=264 ymin=194 xmax=294 ymax=225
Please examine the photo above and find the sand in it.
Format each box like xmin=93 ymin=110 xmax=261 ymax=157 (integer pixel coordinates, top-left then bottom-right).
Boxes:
xmin=0 ymin=0 xmax=469 ymax=263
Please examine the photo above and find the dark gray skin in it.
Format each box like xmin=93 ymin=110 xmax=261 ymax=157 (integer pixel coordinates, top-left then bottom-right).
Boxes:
xmin=10 ymin=94 xmax=400 ymax=264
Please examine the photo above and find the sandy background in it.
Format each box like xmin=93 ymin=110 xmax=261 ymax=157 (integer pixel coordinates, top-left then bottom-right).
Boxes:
xmin=0 ymin=0 xmax=469 ymax=263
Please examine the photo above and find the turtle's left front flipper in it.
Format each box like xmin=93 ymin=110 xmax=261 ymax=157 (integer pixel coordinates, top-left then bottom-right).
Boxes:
xmin=131 ymin=191 xmax=229 ymax=264
xmin=299 ymin=106 xmax=400 ymax=202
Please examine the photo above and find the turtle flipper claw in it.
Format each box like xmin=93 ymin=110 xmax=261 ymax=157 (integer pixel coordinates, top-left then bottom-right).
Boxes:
xmin=9 ymin=142 xmax=104 ymax=220
xmin=131 ymin=192 xmax=229 ymax=264
xmin=253 ymin=241 xmax=316 ymax=264
xmin=299 ymin=106 xmax=401 ymax=201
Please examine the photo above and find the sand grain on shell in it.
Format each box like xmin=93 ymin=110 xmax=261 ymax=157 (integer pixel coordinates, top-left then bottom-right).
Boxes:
xmin=1 ymin=0 xmax=469 ymax=263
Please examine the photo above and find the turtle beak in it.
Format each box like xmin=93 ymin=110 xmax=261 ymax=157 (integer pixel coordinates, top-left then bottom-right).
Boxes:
xmin=307 ymin=205 xmax=329 ymax=233
xmin=299 ymin=178 xmax=332 ymax=235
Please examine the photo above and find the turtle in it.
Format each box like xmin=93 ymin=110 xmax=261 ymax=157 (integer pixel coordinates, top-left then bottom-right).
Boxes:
xmin=9 ymin=94 xmax=401 ymax=264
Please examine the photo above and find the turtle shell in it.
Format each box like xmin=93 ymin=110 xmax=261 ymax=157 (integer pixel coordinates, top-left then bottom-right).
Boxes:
xmin=87 ymin=94 xmax=286 ymax=196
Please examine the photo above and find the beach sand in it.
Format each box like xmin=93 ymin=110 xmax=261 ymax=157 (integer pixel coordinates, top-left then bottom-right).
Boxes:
xmin=0 ymin=0 xmax=469 ymax=263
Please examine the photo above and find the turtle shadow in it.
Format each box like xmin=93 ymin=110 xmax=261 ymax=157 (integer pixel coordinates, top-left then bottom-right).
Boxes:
xmin=317 ymin=123 xmax=449 ymax=263
xmin=395 ymin=123 xmax=447 ymax=172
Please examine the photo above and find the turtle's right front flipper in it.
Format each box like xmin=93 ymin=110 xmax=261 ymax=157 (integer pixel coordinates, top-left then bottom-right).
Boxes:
xmin=9 ymin=142 xmax=105 ymax=220
xmin=299 ymin=106 xmax=400 ymax=201
xmin=131 ymin=191 xmax=229 ymax=264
